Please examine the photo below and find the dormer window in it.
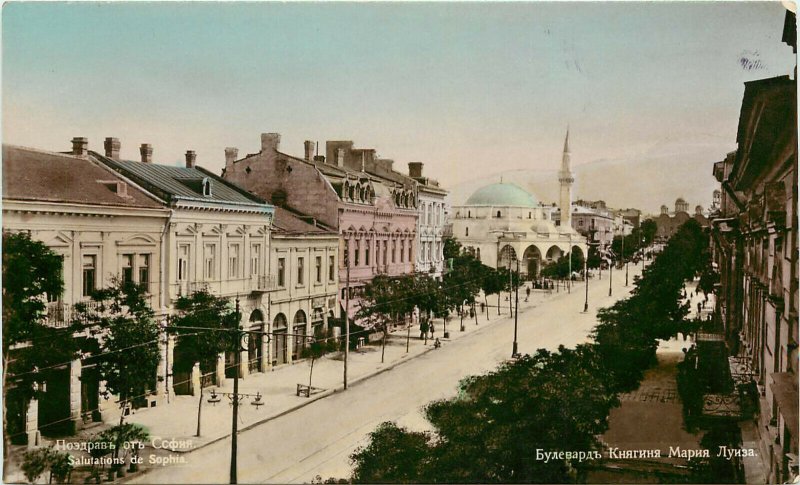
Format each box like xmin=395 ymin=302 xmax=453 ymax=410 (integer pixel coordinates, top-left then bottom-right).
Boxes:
xmin=202 ymin=178 xmax=211 ymax=196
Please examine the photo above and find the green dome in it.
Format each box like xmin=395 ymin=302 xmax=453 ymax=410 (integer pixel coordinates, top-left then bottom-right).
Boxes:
xmin=465 ymin=182 xmax=538 ymax=208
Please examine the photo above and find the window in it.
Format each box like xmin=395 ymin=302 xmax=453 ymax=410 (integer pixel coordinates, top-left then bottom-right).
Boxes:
xmin=383 ymin=241 xmax=388 ymax=265
xmin=297 ymin=257 xmax=305 ymax=285
xmin=228 ymin=244 xmax=240 ymax=278
xmin=468 ymin=210 xmax=471 ymax=218
xmin=277 ymin=258 xmax=286 ymax=287
xmin=329 ymin=255 xmax=335 ymax=281
xmin=138 ymin=254 xmax=150 ymax=286
xmin=421 ymin=203 xmax=426 ymax=224
xmin=427 ymin=206 xmax=433 ymax=225
xmin=47 ymin=256 xmax=64 ymax=302
xmin=122 ymin=254 xmax=134 ymax=284
xmin=496 ymin=210 xmax=502 ymax=218
xmin=251 ymin=244 xmax=261 ymax=276
xmin=375 ymin=242 xmax=380 ymax=266
xmin=579 ymin=219 xmax=584 ymax=227
xmin=400 ymin=240 xmax=405 ymax=262
xmin=344 ymin=239 xmax=350 ymax=267
xmin=408 ymin=241 xmax=413 ymax=262
xmin=315 ymin=256 xmax=322 ymax=283
xmin=365 ymin=242 xmax=370 ymax=266
xmin=392 ymin=240 xmax=396 ymax=263
xmin=204 ymin=244 xmax=216 ymax=280
xmin=528 ymin=212 xmax=532 ymax=219
xmin=178 ymin=245 xmax=190 ymax=281
xmin=355 ymin=240 xmax=360 ymax=266
xmin=465 ymin=227 xmax=469 ymax=237
xmin=82 ymin=255 xmax=97 ymax=297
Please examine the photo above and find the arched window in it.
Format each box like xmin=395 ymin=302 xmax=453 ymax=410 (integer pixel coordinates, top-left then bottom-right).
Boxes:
xmin=465 ymin=227 xmax=469 ymax=237
xmin=528 ymin=212 xmax=532 ymax=219
xmin=292 ymin=310 xmax=308 ymax=359
xmin=496 ymin=210 xmax=502 ymax=218
xmin=468 ymin=210 xmax=471 ymax=218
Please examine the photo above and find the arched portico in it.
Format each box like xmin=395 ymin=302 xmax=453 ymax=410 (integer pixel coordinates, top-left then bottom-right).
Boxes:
xmin=498 ymin=245 xmax=517 ymax=269
xmin=522 ymin=245 xmax=543 ymax=277
xmin=546 ymin=245 xmax=563 ymax=262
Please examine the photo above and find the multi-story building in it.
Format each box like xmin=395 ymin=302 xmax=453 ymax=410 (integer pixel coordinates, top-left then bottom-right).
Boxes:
xmin=651 ymin=198 xmax=709 ymax=240
xmin=710 ymin=9 xmax=797 ymax=483
xmin=569 ymin=202 xmax=615 ymax=247
xmin=451 ymin=132 xmax=586 ymax=277
xmin=268 ymin=207 xmax=338 ymax=366
xmin=92 ymin=138 xmax=275 ymax=395
xmin=408 ymin=162 xmax=448 ymax=279
xmin=221 ymin=134 xmax=418 ymax=325
xmin=2 ymin=141 xmax=169 ymax=444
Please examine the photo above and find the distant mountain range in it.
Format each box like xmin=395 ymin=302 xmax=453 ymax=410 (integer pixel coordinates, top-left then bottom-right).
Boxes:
xmin=445 ymin=133 xmax=735 ymax=216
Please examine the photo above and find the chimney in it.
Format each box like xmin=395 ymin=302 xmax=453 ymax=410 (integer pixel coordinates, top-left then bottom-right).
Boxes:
xmin=225 ymin=147 xmax=239 ymax=166
xmin=336 ymin=148 xmax=345 ymax=167
xmin=185 ymin=150 xmax=197 ymax=169
xmin=71 ymin=137 xmax=88 ymax=157
xmin=304 ymin=141 xmax=315 ymax=161
xmin=261 ymin=133 xmax=280 ymax=152
xmin=139 ymin=144 xmax=153 ymax=163
xmin=313 ymin=155 xmax=326 ymax=163
xmin=408 ymin=162 xmax=423 ymax=179
xmin=104 ymin=137 xmax=120 ymax=160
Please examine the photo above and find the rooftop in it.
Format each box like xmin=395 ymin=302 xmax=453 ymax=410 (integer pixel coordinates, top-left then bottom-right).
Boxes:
xmin=2 ymin=144 xmax=162 ymax=209
xmin=464 ymin=182 xmax=539 ymax=208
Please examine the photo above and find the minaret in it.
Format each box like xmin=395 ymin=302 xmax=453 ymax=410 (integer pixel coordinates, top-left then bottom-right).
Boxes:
xmin=558 ymin=128 xmax=574 ymax=228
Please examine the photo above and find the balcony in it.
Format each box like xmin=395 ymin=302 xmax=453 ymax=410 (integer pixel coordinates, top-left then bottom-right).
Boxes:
xmin=249 ymin=275 xmax=276 ymax=293
xmin=44 ymin=300 xmax=104 ymax=328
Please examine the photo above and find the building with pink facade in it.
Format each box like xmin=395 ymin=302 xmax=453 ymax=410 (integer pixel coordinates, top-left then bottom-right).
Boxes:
xmin=222 ymin=133 xmax=418 ymax=324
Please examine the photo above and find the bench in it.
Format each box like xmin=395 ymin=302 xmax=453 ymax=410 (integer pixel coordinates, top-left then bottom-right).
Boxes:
xmin=296 ymin=383 xmax=325 ymax=398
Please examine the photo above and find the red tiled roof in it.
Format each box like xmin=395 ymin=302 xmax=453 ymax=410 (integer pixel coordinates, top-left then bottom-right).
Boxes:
xmin=2 ymin=145 xmax=162 ymax=209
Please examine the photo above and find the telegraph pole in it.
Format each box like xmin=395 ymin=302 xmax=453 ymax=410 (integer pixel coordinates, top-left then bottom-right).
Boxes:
xmin=230 ymin=298 xmax=241 ymax=484
xmin=583 ymin=256 xmax=589 ymax=313
xmin=608 ymin=232 xmax=614 ymax=297
xmin=508 ymin=260 xmax=513 ymax=315
xmin=512 ymin=258 xmax=519 ymax=357
xmin=343 ymin=254 xmax=350 ymax=390
xmin=623 ymin=228 xmax=628 ymax=286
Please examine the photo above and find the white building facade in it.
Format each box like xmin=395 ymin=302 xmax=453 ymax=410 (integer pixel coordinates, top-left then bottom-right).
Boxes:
xmin=408 ymin=162 xmax=448 ymax=279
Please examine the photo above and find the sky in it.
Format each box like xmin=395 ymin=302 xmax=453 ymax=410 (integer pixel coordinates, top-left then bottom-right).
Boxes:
xmin=2 ymin=1 xmax=796 ymax=191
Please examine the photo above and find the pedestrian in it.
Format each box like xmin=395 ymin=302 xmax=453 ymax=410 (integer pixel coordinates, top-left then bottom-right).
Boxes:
xmin=526 ymin=287 xmax=530 ymax=302
xmin=434 ymin=338 xmax=441 ymax=349
xmin=697 ymin=301 xmax=702 ymax=314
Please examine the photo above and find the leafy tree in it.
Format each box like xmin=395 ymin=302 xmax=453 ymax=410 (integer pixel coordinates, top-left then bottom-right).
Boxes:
xmin=2 ymin=232 xmax=76 ymax=446
xmin=640 ymin=219 xmax=658 ymax=246
xmin=540 ymin=249 xmax=585 ymax=279
xmin=77 ymin=279 xmax=161 ymax=423
xmin=170 ymin=290 xmax=238 ymax=382
xmin=350 ymin=422 xmax=434 ymax=483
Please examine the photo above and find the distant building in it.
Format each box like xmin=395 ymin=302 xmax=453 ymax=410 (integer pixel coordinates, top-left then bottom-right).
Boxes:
xmin=450 ymin=131 xmax=586 ymax=276
xmin=408 ymin=162 xmax=448 ymax=279
xmin=651 ymin=198 xmax=709 ymax=240
xmin=221 ymin=134 xmax=418 ymax=325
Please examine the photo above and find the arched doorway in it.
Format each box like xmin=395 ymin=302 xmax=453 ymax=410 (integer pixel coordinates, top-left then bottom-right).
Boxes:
xmin=248 ymin=310 xmax=265 ymax=374
xmin=546 ymin=245 xmax=563 ymax=262
xmin=498 ymin=245 xmax=517 ymax=269
xmin=272 ymin=313 xmax=288 ymax=366
xmin=522 ymin=245 xmax=543 ymax=278
xmin=293 ymin=310 xmax=308 ymax=359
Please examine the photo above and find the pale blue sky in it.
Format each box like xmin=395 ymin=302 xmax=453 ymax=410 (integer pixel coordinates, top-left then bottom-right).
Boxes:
xmin=2 ymin=1 xmax=795 ymax=189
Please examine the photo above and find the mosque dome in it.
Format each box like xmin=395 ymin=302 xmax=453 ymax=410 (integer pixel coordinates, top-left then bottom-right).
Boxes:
xmin=465 ymin=182 xmax=538 ymax=208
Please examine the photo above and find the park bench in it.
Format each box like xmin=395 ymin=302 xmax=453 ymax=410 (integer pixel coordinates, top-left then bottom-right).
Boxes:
xmin=296 ymin=383 xmax=325 ymax=398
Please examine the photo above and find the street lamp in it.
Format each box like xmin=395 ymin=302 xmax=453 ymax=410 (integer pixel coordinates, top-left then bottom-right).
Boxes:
xmin=608 ymin=227 xmax=614 ymax=297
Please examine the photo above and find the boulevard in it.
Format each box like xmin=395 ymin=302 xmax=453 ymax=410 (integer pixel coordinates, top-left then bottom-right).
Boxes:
xmin=134 ymin=265 xmax=642 ymax=484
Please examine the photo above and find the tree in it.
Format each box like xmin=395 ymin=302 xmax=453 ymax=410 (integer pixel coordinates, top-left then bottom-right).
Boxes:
xmin=77 ymin=279 xmax=161 ymax=424
xmin=541 ymin=248 xmax=585 ymax=279
xmin=170 ymin=290 xmax=238 ymax=386
xmin=350 ymin=422 xmax=434 ymax=483
xmin=2 ymin=232 xmax=76 ymax=446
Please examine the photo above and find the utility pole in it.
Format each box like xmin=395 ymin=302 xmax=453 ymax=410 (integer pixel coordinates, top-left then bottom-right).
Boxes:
xmin=567 ymin=234 xmax=572 ymax=293
xmin=608 ymin=232 xmax=614 ymax=297
xmin=512 ymin=258 xmax=519 ymax=357
xmin=344 ymin=253 xmax=350 ymax=390
xmin=623 ymin=228 xmax=628 ymax=286
xmin=508 ymin=260 xmax=513 ymax=315
xmin=230 ymin=298 xmax=241 ymax=485
xmin=583 ymin=256 xmax=589 ymax=313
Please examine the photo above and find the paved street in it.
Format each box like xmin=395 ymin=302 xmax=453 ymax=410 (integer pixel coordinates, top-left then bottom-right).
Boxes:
xmin=132 ymin=264 xmax=644 ymax=484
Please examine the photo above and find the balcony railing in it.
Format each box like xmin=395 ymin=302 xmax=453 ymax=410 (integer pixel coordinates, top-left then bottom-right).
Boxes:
xmin=44 ymin=300 xmax=104 ymax=328
xmin=250 ymin=275 xmax=276 ymax=292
